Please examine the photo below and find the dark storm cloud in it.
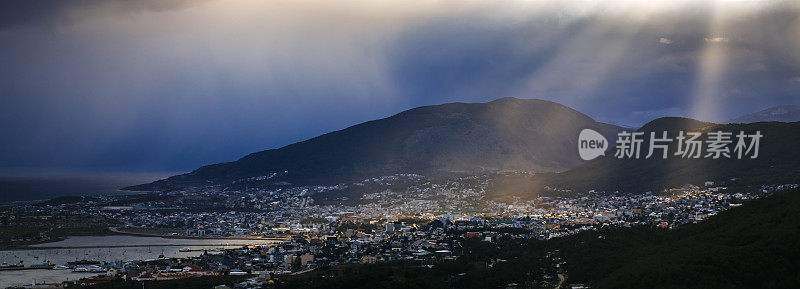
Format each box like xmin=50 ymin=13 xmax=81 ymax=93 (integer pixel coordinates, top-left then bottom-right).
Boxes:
xmin=0 ymin=0 xmax=798 ymax=172
xmin=0 ymin=0 xmax=205 ymax=30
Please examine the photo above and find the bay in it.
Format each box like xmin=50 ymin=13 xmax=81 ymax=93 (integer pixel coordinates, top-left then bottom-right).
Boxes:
xmin=0 ymin=235 xmax=278 ymax=288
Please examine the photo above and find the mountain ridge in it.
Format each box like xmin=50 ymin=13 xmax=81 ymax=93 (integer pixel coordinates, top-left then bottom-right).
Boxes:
xmin=527 ymin=118 xmax=800 ymax=196
xmin=728 ymin=105 xmax=800 ymax=123
xmin=125 ymin=98 xmax=622 ymax=191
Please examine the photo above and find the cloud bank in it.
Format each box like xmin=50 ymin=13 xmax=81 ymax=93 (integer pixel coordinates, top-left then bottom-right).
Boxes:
xmin=0 ymin=0 xmax=798 ymax=172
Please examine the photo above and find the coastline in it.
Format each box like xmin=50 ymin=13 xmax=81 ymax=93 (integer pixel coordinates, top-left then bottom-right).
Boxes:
xmin=0 ymin=227 xmax=288 ymax=251
xmin=107 ymin=227 xmax=290 ymax=241
xmin=0 ymin=227 xmax=122 ymax=251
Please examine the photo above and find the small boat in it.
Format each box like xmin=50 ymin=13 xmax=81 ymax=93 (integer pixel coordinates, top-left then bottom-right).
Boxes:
xmin=179 ymin=247 xmax=191 ymax=252
xmin=53 ymin=265 xmax=70 ymax=270
xmin=72 ymin=266 xmax=89 ymax=272
xmin=0 ymin=262 xmax=24 ymax=270
xmin=90 ymin=266 xmax=107 ymax=273
xmin=30 ymin=262 xmax=55 ymax=269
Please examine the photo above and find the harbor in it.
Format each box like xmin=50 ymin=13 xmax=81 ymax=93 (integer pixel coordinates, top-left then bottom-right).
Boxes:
xmin=0 ymin=235 xmax=277 ymax=288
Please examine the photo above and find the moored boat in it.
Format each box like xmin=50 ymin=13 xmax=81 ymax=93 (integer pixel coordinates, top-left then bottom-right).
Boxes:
xmin=0 ymin=261 xmax=24 ymax=270
xmin=72 ymin=266 xmax=89 ymax=272
xmin=29 ymin=262 xmax=55 ymax=269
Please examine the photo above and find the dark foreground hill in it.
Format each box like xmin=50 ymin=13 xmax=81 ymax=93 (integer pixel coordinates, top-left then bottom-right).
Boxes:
xmin=558 ymin=187 xmax=800 ymax=289
xmin=126 ymin=98 xmax=621 ymax=191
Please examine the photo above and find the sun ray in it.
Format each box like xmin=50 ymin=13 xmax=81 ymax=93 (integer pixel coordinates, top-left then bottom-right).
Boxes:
xmin=690 ymin=0 xmax=729 ymax=123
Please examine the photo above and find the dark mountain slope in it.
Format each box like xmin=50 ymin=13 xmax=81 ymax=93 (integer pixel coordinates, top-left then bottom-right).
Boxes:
xmin=486 ymin=118 xmax=800 ymax=199
xmin=543 ymin=118 xmax=800 ymax=194
xmin=126 ymin=98 xmax=621 ymax=191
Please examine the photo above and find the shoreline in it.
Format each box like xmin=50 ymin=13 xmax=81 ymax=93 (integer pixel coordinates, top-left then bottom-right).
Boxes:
xmin=0 ymin=227 xmax=289 ymax=251
xmin=107 ymin=227 xmax=290 ymax=241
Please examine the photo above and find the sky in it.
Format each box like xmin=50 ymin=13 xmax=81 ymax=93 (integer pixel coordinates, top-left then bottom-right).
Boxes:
xmin=0 ymin=0 xmax=799 ymax=173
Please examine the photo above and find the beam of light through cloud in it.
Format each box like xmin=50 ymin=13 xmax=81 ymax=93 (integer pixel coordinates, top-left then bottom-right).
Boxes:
xmin=0 ymin=0 xmax=798 ymax=172
xmin=691 ymin=0 xmax=729 ymax=123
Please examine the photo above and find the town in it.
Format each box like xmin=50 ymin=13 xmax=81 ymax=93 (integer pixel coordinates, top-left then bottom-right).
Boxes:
xmin=0 ymin=173 xmax=796 ymax=289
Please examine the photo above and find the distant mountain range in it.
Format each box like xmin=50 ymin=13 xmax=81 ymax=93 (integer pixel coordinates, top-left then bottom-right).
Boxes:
xmin=126 ymin=98 xmax=621 ymax=191
xmin=728 ymin=105 xmax=800 ymax=123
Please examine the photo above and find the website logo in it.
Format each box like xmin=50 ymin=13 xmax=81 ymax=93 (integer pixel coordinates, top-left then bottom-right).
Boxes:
xmin=578 ymin=129 xmax=608 ymax=161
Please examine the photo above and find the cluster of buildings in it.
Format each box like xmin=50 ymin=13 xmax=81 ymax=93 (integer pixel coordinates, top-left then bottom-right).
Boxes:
xmin=1 ymin=172 xmax=796 ymax=288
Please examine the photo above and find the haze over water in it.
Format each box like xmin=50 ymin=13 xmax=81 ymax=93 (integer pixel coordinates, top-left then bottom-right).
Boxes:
xmin=0 ymin=172 xmax=175 ymax=204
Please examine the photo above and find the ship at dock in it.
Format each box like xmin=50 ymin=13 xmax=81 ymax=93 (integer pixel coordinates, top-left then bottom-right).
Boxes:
xmin=0 ymin=261 xmax=24 ymax=270
xmin=0 ymin=260 xmax=54 ymax=270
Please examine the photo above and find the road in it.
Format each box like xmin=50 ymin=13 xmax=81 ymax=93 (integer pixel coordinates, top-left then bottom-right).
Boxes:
xmin=556 ymin=273 xmax=566 ymax=289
